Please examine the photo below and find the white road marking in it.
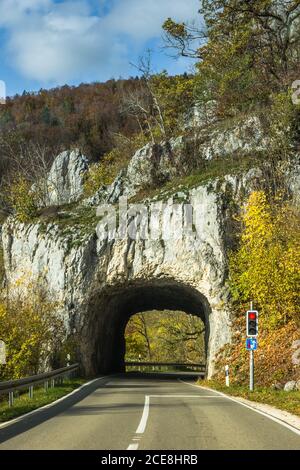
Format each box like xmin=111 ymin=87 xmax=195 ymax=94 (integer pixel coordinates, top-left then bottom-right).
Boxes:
xmin=136 ymin=395 xmax=150 ymax=434
xmin=179 ymin=379 xmax=300 ymax=437
xmin=127 ymin=443 xmax=139 ymax=450
xmin=149 ymin=394 xmax=223 ymax=398
xmin=133 ymin=392 xmax=223 ymax=445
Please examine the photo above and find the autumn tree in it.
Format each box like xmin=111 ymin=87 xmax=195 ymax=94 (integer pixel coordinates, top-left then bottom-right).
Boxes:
xmin=0 ymin=281 xmax=66 ymax=380
xmin=229 ymin=191 xmax=300 ymax=328
xmin=122 ymin=52 xmax=195 ymax=141
xmin=163 ymin=1 xmax=300 ymax=115
xmin=125 ymin=310 xmax=205 ymax=364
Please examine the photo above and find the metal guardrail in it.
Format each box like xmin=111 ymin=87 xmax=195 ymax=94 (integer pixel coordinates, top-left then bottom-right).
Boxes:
xmin=0 ymin=363 xmax=79 ymax=407
xmin=125 ymin=361 xmax=206 ymax=372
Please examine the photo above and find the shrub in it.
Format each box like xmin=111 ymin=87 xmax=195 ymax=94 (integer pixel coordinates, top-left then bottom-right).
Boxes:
xmin=84 ymin=133 xmax=148 ymax=196
xmin=0 ymin=280 xmax=66 ymax=380
xmin=6 ymin=175 xmax=40 ymax=222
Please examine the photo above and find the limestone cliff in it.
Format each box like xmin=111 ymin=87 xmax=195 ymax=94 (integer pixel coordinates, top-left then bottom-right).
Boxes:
xmin=1 ymin=115 xmax=299 ymax=377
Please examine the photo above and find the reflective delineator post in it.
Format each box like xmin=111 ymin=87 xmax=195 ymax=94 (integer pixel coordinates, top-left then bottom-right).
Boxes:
xmin=225 ymin=365 xmax=229 ymax=387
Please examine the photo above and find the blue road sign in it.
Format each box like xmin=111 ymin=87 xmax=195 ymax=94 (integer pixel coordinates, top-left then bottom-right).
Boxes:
xmin=246 ymin=337 xmax=257 ymax=350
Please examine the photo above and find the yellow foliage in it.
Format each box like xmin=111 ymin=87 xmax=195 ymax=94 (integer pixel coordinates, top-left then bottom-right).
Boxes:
xmin=230 ymin=191 xmax=300 ymax=328
xmin=0 ymin=281 xmax=66 ymax=380
xmin=6 ymin=174 xmax=40 ymax=222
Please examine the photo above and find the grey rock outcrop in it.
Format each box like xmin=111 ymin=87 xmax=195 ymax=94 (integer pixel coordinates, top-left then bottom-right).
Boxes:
xmin=200 ymin=116 xmax=268 ymax=160
xmin=284 ymin=381 xmax=297 ymax=392
xmin=271 ymin=382 xmax=283 ymax=391
xmin=84 ymin=115 xmax=267 ymax=207
xmin=84 ymin=137 xmax=195 ymax=206
xmin=46 ymin=149 xmax=89 ymax=206
xmin=183 ymin=100 xmax=218 ymax=129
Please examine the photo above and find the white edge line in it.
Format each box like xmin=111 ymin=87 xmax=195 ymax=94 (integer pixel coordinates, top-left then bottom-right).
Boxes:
xmin=0 ymin=375 xmax=110 ymax=430
xmin=149 ymin=394 xmax=223 ymax=398
xmin=179 ymin=379 xmax=300 ymax=436
xmin=127 ymin=443 xmax=139 ymax=450
xmin=136 ymin=395 xmax=150 ymax=434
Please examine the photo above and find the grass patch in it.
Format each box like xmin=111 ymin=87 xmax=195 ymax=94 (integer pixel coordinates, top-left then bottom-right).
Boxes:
xmin=130 ymin=154 xmax=260 ymax=203
xmin=200 ymin=380 xmax=300 ymax=417
xmin=39 ymin=204 xmax=98 ymax=229
xmin=38 ymin=204 xmax=102 ymax=242
xmin=0 ymin=377 xmax=86 ymax=423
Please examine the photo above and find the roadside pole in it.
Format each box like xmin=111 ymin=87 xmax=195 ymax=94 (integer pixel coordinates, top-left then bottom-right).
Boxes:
xmin=246 ymin=301 xmax=258 ymax=392
xmin=249 ymin=301 xmax=254 ymax=392
xmin=249 ymin=350 xmax=254 ymax=391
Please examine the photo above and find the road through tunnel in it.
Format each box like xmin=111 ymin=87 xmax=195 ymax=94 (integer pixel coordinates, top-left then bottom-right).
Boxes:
xmin=83 ymin=280 xmax=211 ymax=376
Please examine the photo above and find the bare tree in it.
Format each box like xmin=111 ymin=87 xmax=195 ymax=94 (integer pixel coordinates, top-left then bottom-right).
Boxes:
xmin=121 ymin=51 xmax=167 ymax=142
xmin=0 ymin=133 xmax=61 ymax=209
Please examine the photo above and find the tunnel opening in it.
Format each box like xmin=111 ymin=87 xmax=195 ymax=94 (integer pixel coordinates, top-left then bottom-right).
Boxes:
xmin=124 ymin=310 xmax=206 ymax=372
xmin=86 ymin=279 xmax=211 ymax=376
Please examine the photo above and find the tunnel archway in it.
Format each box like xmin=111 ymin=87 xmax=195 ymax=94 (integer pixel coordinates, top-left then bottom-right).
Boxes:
xmin=84 ymin=279 xmax=211 ymax=375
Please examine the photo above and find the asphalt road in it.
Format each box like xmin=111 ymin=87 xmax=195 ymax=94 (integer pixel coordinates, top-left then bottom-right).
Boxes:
xmin=0 ymin=373 xmax=299 ymax=450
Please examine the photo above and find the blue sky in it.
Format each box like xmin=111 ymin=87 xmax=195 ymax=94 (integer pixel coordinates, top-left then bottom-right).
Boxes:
xmin=0 ymin=0 xmax=200 ymax=97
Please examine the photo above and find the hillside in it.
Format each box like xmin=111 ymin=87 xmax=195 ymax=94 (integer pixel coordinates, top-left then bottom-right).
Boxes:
xmin=0 ymin=0 xmax=299 ymax=400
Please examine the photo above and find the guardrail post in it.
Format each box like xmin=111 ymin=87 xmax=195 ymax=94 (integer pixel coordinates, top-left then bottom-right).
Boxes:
xmin=51 ymin=379 xmax=55 ymax=388
xmin=44 ymin=380 xmax=48 ymax=392
xmin=8 ymin=391 xmax=14 ymax=407
xmin=29 ymin=386 xmax=34 ymax=399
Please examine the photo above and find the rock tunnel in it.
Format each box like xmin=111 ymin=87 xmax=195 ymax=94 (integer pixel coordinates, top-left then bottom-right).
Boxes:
xmin=81 ymin=279 xmax=211 ymax=376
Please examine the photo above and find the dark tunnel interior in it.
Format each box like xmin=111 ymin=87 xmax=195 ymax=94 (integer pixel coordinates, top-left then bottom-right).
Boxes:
xmin=88 ymin=279 xmax=211 ymax=375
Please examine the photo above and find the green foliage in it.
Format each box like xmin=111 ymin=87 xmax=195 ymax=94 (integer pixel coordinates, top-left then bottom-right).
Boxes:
xmin=125 ymin=310 xmax=205 ymax=364
xmin=164 ymin=1 xmax=300 ymax=118
xmin=211 ymin=190 xmax=300 ymax=387
xmin=150 ymin=72 xmax=195 ymax=136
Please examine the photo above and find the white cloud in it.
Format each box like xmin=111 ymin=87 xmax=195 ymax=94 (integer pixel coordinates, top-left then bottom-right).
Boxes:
xmin=0 ymin=0 xmax=200 ymax=84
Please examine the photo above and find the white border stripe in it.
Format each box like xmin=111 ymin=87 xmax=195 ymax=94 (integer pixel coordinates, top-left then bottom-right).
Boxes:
xmin=179 ymin=379 xmax=300 ymax=436
xmin=149 ymin=394 xmax=223 ymax=398
xmin=136 ymin=395 xmax=150 ymax=434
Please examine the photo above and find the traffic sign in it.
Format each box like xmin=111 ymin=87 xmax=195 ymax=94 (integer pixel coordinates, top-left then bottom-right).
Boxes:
xmin=246 ymin=337 xmax=257 ymax=350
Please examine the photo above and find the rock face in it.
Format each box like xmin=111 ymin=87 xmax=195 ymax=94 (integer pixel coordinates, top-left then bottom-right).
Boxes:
xmin=46 ymin=149 xmax=89 ymax=206
xmin=83 ymin=137 xmax=196 ymax=206
xmin=200 ymin=116 xmax=268 ymax=160
xmin=84 ymin=116 xmax=267 ymax=208
xmin=1 ymin=115 xmax=299 ymax=378
xmin=1 ymin=168 xmax=264 ymax=378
